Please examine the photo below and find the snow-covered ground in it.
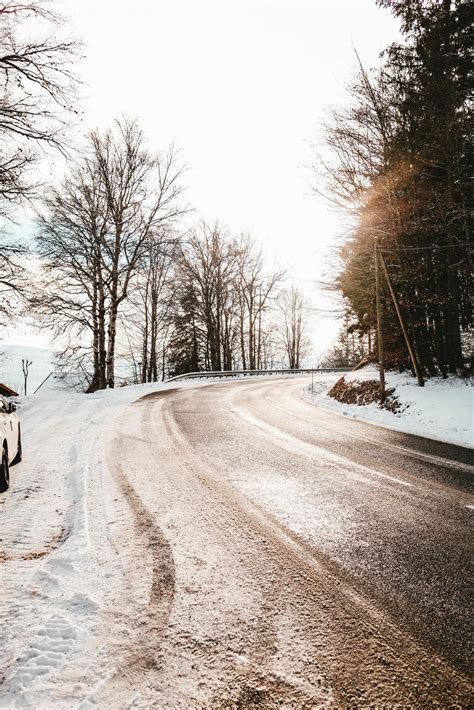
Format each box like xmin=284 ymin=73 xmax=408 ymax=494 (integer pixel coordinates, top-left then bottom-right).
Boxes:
xmin=2 ymin=374 xmax=303 ymax=707
xmin=0 ymin=344 xmax=54 ymax=396
xmin=0 ymin=343 xmax=148 ymax=395
xmin=1 ymin=372 xmax=472 ymax=706
xmin=0 ymin=377 xmax=208 ymax=707
xmin=302 ymin=366 xmax=473 ymax=449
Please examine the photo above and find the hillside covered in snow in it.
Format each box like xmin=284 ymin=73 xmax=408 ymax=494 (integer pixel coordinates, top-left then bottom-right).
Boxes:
xmin=0 ymin=345 xmax=54 ymax=396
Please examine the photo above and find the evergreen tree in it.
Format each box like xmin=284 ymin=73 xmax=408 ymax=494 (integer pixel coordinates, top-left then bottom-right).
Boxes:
xmin=316 ymin=0 xmax=472 ymax=375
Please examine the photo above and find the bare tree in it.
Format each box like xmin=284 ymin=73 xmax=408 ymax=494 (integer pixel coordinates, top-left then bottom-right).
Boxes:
xmin=236 ymin=233 xmax=285 ymax=370
xmin=0 ymin=0 xmax=81 ymax=212
xmin=125 ymin=228 xmax=179 ymax=383
xmin=169 ymin=226 xmax=285 ymax=374
xmin=36 ymin=154 xmax=109 ymax=390
xmin=36 ymin=118 xmax=186 ymax=390
xmin=0 ymin=235 xmax=28 ymax=325
xmin=0 ymin=1 xmax=81 ymax=329
xmin=173 ymin=222 xmax=238 ymax=372
xmin=278 ymin=285 xmax=309 ymax=369
xmin=21 ymin=357 xmax=32 ymax=395
xmin=91 ymin=119 xmax=185 ymax=387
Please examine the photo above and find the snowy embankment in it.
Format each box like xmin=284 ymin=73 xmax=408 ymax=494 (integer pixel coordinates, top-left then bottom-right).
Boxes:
xmin=0 ymin=377 xmax=212 ymax=707
xmin=302 ymin=366 xmax=473 ymax=448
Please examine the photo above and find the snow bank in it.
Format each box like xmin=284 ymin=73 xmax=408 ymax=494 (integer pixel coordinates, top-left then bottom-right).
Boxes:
xmin=302 ymin=366 xmax=473 ymax=448
xmin=0 ymin=376 xmax=229 ymax=707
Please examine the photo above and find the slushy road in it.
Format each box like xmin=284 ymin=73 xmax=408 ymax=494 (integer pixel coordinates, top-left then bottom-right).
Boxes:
xmin=105 ymin=376 xmax=473 ymax=707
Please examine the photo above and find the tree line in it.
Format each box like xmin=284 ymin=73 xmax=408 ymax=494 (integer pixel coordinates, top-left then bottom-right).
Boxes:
xmin=169 ymin=225 xmax=293 ymax=375
xmin=3 ymin=1 xmax=470 ymax=389
xmin=35 ymin=128 xmax=309 ymax=388
xmin=315 ymin=0 xmax=472 ymax=376
xmin=0 ymin=3 xmax=310 ymax=390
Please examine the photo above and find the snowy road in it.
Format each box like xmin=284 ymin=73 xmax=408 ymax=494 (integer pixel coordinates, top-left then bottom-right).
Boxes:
xmin=1 ymin=376 xmax=473 ymax=707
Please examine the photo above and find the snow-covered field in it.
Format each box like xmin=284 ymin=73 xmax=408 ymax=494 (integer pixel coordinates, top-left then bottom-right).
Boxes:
xmin=0 ymin=345 xmax=54 ymax=396
xmin=302 ymin=366 xmax=473 ymax=449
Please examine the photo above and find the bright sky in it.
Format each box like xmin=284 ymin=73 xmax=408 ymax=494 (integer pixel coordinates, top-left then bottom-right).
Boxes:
xmin=7 ymin=0 xmax=401 ymax=355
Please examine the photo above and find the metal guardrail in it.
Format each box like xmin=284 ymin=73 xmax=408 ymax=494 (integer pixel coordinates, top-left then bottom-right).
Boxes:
xmin=165 ymin=367 xmax=351 ymax=383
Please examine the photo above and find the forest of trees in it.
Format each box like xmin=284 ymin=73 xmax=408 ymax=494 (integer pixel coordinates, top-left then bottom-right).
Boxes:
xmin=317 ymin=0 xmax=472 ymax=377
xmin=0 ymin=1 xmax=312 ymax=390
xmin=32 ymin=117 xmax=311 ymax=387
xmin=168 ymin=225 xmax=308 ymax=375
xmin=1 ymin=0 xmax=472 ymax=390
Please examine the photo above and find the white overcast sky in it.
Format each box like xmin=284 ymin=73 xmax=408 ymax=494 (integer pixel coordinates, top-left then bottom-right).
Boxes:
xmin=8 ymin=0 xmax=401 ymax=353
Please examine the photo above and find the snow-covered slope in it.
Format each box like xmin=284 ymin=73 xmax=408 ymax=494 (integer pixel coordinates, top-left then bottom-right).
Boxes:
xmin=302 ymin=366 xmax=473 ymax=448
xmin=0 ymin=344 xmax=54 ymax=395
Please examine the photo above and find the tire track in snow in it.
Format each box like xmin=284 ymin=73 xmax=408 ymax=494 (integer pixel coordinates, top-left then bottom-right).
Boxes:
xmin=100 ymin=389 xmax=331 ymax=708
xmin=0 ymin=393 xmax=153 ymax=706
xmin=0 ymin=468 xmax=72 ymax=561
xmin=100 ymin=392 xmax=177 ymax=706
xmin=0 ymin=419 xmax=77 ymax=691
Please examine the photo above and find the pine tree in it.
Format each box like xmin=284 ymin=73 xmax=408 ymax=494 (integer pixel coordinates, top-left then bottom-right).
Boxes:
xmin=316 ymin=0 xmax=472 ymax=375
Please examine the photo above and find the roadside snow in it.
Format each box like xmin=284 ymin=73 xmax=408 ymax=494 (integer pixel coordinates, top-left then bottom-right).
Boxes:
xmin=302 ymin=366 xmax=473 ymax=448
xmin=0 ymin=377 xmax=222 ymax=707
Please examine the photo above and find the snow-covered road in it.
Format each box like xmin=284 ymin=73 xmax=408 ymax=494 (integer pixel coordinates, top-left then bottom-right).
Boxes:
xmin=1 ymin=377 xmax=473 ymax=707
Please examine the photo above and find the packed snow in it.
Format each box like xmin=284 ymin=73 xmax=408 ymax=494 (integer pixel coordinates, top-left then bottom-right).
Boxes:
xmin=1 ymin=373 xmax=302 ymax=706
xmin=302 ymin=365 xmax=473 ymax=448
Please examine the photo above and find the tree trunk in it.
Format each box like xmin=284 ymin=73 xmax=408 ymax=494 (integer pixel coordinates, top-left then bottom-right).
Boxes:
xmin=106 ymin=303 xmax=118 ymax=388
xmin=97 ymin=266 xmax=107 ymax=389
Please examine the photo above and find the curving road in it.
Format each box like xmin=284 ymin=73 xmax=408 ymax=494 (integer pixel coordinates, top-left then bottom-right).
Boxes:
xmin=104 ymin=376 xmax=473 ymax=707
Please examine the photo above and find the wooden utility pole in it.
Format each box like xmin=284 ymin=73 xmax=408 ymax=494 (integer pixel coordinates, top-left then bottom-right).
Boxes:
xmin=374 ymin=239 xmax=385 ymax=402
xmin=379 ymin=249 xmax=424 ymax=387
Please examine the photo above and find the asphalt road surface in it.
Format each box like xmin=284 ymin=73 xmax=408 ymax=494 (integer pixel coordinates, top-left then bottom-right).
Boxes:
xmin=105 ymin=376 xmax=473 ymax=707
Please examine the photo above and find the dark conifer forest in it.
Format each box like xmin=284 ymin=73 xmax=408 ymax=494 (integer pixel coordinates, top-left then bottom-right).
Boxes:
xmin=317 ymin=0 xmax=472 ymax=376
